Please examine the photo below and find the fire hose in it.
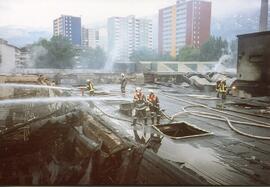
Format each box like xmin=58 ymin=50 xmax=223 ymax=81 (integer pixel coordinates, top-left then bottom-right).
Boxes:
xmin=161 ymin=93 xmax=270 ymax=140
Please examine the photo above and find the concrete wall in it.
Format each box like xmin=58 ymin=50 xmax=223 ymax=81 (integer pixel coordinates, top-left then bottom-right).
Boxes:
xmin=13 ymin=68 xmax=141 ymax=85
xmin=237 ymin=32 xmax=270 ymax=82
xmin=140 ymin=61 xmax=216 ymax=73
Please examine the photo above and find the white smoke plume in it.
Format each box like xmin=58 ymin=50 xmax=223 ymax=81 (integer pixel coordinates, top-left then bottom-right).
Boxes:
xmin=29 ymin=45 xmax=48 ymax=68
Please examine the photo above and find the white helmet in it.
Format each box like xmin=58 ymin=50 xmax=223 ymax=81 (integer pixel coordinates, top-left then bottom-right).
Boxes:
xmin=149 ymin=89 xmax=154 ymax=94
xmin=136 ymin=87 xmax=142 ymax=92
xmin=86 ymin=79 xmax=90 ymax=82
xmin=121 ymin=73 xmax=125 ymax=77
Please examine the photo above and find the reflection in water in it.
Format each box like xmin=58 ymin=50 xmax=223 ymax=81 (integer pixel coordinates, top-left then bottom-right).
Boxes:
xmin=133 ymin=126 xmax=163 ymax=153
xmin=133 ymin=128 xmax=146 ymax=144
xmin=146 ymin=133 xmax=163 ymax=153
xmin=157 ymin=138 xmax=251 ymax=185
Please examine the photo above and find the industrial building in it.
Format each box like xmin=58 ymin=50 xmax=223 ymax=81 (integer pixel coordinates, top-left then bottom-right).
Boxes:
xmin=234 ymin=31 xmax=270 ymax=98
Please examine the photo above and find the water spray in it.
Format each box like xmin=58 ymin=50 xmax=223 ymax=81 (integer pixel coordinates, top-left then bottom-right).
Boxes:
xmin=0 ymin=83 xmax=79 ymax=91
xmin=0 ymin=96 xmax=130 ymax=107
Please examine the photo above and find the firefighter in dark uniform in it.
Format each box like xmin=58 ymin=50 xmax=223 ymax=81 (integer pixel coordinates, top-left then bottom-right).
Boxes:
xmin=132 ymin=87 xmax=147 ymax=126
xmin=147 ymin=89 xmax=161 ymax=125
xmin=120 ymin=73 xmax=127 ymax=94
xmin=86 ymin=79 xmax=95 ymax=96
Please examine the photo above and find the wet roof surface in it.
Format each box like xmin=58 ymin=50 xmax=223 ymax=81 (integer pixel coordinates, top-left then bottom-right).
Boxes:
xmin=85 ymin=83 xmax=270 ymax=185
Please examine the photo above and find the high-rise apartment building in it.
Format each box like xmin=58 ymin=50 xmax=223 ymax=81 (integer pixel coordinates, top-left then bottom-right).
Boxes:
xmin=53 ymin=15 xmax=81 ymax=45
xmin=159 ymin=0 xmax=211 ymax=57
xmin=88 ymin=28 xmax=98 ymax=49
xmin=81 ymin=27 xmax=89 ymax=47
xmin=159 ymin=5 xmax=177 ymax=57
xmin=81 ymin=27 xmax=108 ymax=52
xmin=108 ymin=15 xmax=153 ymax=63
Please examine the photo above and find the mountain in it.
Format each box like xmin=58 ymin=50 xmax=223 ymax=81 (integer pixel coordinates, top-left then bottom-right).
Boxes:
xmin=0 ymin=26 xmax=52 ymax=47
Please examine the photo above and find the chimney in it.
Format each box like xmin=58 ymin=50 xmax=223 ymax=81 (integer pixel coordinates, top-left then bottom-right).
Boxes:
xmin=259 ymin=0 xmax=269 ymax=31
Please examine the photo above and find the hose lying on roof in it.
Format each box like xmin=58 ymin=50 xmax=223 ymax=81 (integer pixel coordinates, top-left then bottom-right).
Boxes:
xmin=161 ymin=92 xmax=270 ymax=140
xmin=171 ymin=105 xmax=270 ymax=140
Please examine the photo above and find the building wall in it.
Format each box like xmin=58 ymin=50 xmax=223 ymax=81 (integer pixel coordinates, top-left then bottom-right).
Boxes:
xmin=139 ymin=61 xmax=216 ymax=73
xmin=186 ymin=0 xmax=211 ymax=47
xmin=185 ymin=1 xmax=193 ymax=47
xmin=70 ymin=16 xmax=81 ymax=45
xmin=88 ymin=28 xmax=97 ymax=48
xmin=0 ymin=39 xmax=16 ymax=73
xmin=159 ymin=6 xmax=175 ymax=56
xmin=171 ymin=5 xmax=177 ymax=57
xmin=237 ymin=32 xmax=270 ymax=82
xmin=81 ymin=27 xmax=89 ymax=47
xmin=53 ymin=15 xmax=81 ymax=46
xmin=98 ymin=27 xmax=108 ymax=52
xmin=159 ymin=0 xmax=211 ymax=56
xmin=176 ymin=0 xmax=187 ymax=53
xmin=197 ymin=1 xmax=211 ymax=47
xmin=108 ymin=16 xmax=153 ymax=63
xmin=158 ymin=9 xmax=164 ymax=55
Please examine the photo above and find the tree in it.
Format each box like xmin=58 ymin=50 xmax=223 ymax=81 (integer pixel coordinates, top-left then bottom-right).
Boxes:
xmin=129 ymin=47 xmax=157 ymax=62
xmin=31 ymin=36 xmax=76 ymax=68
xmin=230 ymin=39 xmax=238 ymax=67
xmin=129 ymin=47 xmax=175 ymax=62
xmin=78 ymin=47 xmax=106 ymax=69
xmin=177 ymin=46 xmax=200 ymax=61
xmin=200 ymin=36 xmax=228 ymax=61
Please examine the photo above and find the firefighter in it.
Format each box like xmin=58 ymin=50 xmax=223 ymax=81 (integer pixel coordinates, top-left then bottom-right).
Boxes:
xmin=51 ymin=80 xmax=56 ymax=86
xmin=120 ymin=73 xmax=127 ymax=94
xmin=147 ymin=89 xmax=161 ymax=125
xmin=86 ymin=79 xmax=95 ymax=96
xmin=132 ymin=87 xmax=147 ymax=126
xmin=37 ymin=74 xmax=46 ymax=85
xmin=216 ymin=79 xmax=221 ymax=98
xmin=219 ymin=80 xmax=227 ymax=100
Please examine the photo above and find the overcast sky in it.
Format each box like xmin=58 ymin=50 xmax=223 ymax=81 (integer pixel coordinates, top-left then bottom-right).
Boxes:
xmin=0 ymin=0 xmax=261 ymax=30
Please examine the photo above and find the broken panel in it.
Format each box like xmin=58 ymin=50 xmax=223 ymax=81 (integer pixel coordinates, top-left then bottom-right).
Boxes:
xmin=152 ymin=121 xmax=213 ymax=139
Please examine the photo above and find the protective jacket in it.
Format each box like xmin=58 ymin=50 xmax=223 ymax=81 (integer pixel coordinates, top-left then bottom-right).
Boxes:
xmin=147 ymin=94 xmax=160 ymax=107
xmin=216 ymin=80 xmax=221 ymax=92
xmin=133 ymin=92 xmax=146 ymax=109
xmin=121 ymin=77 xmax=127 ymax=93
xmin=87 ymin=82 xmax=95 ymax=92
xmin=121 ymin=77 xmax=127 ymax=88
xmin=219 ymin=82 xmax=227 ymax=93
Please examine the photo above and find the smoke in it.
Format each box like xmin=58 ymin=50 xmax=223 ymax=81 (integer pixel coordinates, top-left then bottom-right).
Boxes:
xmin=104 ymin=46 xmax=118 ymax=72
xmin=29 ymin=45 xmax=48 ymax=68
xmin=213 ymin=55 xmax=232 ymax=72
xmin=213 ymin=54 xmax=237 ymax=74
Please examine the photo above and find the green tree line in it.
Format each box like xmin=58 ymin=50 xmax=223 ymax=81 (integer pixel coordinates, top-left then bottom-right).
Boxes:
xmin=130 ymin=36 xmax=232 ymax=62
xmin=30 ymin=36 xmax=106 ymax=69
